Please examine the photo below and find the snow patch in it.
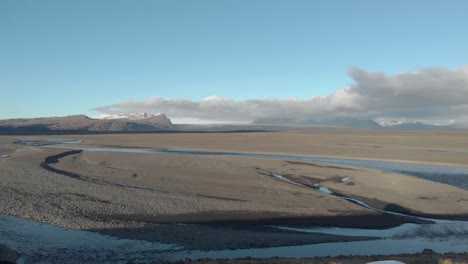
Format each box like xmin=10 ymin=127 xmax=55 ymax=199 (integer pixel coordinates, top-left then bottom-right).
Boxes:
xmin=341 ymin=177 xmax=351 ymax=183
xmin=375 ymin=118 xmax=456 ymax=127
xmin=94 ymin=113 xmax=164 ymax=120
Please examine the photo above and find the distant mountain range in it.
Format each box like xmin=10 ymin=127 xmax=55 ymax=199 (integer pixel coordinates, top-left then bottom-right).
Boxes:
xmin=0 ymin=114 xmax=173 ymax=134
xmin=0 ymin=113 xmax=465 ymax=135
xmin=376 ymin=119 xmax=457 ymax=127
xmin=252 ymin=117 xmax=463 ymax=130
xmin=252 ymin=117 xmax=384 ymax=129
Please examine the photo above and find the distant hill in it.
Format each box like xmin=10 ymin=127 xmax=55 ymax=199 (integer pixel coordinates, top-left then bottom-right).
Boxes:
xmin=252 ymin=118 xmax=384 ymax=130
xmin=0 ymin=114 xmax=173 ymax=134
xmin=384 ymin=122 xmax=457 ymax=131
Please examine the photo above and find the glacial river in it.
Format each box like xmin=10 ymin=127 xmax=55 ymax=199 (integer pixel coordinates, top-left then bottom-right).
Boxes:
xmin=39 ymin=142 xmax=468 ymax=190
xmin=1 ymin=139 xmax=467 ymax=263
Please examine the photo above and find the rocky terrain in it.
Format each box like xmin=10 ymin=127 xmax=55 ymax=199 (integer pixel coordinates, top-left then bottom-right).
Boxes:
xmin=0 ymin=114 xmax=173 ymax=134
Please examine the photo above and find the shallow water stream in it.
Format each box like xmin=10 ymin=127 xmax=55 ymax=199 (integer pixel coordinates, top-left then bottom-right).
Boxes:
xmin=1 ymin=214 xmax=467 ymax=263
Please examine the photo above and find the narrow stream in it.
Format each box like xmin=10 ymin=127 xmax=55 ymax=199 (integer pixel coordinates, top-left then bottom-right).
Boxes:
xmin=270 ymin=173 xmax=429 ymax=220
xmin=1 ymin=139 xmax=467 ymax=263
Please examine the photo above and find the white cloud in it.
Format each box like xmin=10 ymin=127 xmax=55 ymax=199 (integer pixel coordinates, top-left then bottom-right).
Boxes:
xmin=347 ymin=66 xmax=468 ymax=112
xmin=94 ymin=66 xmax=468 ymax=123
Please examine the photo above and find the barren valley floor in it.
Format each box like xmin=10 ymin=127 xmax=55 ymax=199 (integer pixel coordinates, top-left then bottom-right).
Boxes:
xmin=1 ymin=130 xmax=468 ymax=262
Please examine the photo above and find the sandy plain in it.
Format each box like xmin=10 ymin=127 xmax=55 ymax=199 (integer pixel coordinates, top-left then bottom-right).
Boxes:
xmin=53 ymin=130 xmax=468 ymax=166
xmin=51 ymin=149 xmax=468 ymax=220
xmin=1 ymin=130 xmax=468 ymax=257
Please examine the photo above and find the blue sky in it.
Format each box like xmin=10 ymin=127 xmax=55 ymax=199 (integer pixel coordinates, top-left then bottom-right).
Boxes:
xmin=1 ymin=0 xmax=468 ymax=119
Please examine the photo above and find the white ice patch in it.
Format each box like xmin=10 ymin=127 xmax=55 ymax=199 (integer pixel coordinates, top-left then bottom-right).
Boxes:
xmin=341 ymin=177 xmax=351 ymax=183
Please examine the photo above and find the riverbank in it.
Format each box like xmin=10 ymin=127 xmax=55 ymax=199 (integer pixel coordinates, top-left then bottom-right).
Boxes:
xmin=153 ymin=250 xmax=468 ymax=264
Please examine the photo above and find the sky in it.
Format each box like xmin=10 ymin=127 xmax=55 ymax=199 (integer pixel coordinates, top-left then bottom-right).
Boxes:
xmin=1 ymin=0 xmax=468 ymax=123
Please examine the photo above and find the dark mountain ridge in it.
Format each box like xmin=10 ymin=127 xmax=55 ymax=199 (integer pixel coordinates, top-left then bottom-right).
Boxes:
xmin=0 ymin=114 xmax=173 ymax=134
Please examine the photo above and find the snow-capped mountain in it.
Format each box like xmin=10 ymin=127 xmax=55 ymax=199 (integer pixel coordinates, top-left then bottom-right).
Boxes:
xmin=94 ymin=113 xmax=164 ymax=120
xmin=251 ymin=117 xmax=462 ymax=130
xmin=376 ymin=120 xmax=412 ymax=127
xmin=0 ymin=113 xmax=173 ymax=133
xmin=376 ymin=119 xmax=457 ymax=127
xmin=94 ymin=113 xmax=173 ymax=128
xmin=374 ymin=119 xmax=461 ymax=130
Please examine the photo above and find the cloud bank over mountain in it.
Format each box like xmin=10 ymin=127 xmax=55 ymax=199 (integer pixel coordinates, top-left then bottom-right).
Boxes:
xmin=94 ymin=66 xmax=468 ymax=123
